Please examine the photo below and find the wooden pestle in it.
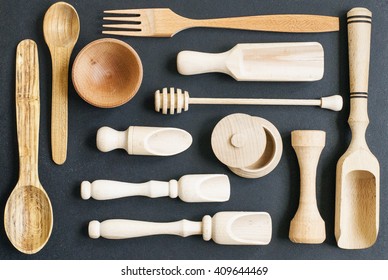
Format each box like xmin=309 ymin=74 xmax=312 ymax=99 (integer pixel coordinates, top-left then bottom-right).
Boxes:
xmin=289 ymin=130 xmax=326 ymax=244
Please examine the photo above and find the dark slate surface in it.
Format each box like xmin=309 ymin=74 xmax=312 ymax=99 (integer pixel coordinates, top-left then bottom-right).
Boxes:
xmin=0 ymin=0 xmax=387 ymax=260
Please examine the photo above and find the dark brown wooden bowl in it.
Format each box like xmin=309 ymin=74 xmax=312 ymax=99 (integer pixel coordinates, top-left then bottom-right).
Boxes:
xmin=72 ymin=38 xmax=143 ymax=108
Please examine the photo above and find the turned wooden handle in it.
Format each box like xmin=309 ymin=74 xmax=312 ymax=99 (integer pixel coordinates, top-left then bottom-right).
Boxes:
xmin=177 ymin=50 xmax=230 ymax=76
xmin=89 ymin=219 xmax=202 ymax=239
xmin=348 ymin=8 xmax=371 ymax=94
xmin=81 ymin=180 xmax=171 ymax=200
xmin=16 ymin=40 xmax=40 ymax=185
xmin=347 ymin=8 xmax=372 ymax=146
xmin=289 ymin=130 xmax=326 ymax=244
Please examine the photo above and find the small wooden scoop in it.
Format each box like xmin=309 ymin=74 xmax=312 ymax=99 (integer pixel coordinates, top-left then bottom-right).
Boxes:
xmin=177 ymin=42 xmax=324 ymax=81
xmin=89 ymin=212 xmax=272 ymax=245
xmin=96 ymin=126 xmax=192 ymax=156
xmin=335 ymin=8 xmax=379 ymax=249
xmin=81 ymin=174 xmax=230 ymax=203
xmin=4 ymin=40 xmax=53 ymax=254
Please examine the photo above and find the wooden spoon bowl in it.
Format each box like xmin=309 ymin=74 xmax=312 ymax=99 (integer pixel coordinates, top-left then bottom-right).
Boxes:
xmin=72 ymin=38 xmax=143 ymax=108
xmin=4 ymin=186 xmax=53 ymax=254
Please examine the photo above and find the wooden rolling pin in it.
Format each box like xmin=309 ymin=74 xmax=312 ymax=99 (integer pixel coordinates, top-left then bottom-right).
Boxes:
xmin=154 ymin=88 xmax=343 ymax=114
xmin=81 ymin=174 xmax=230 ymax=203
xmin=89 ymin=211 xmax=272 ymax=245
xmin=177 ymin=42 xmax=324 ymax=81
xmin=289 ymin=130 xmax=326 ymax=244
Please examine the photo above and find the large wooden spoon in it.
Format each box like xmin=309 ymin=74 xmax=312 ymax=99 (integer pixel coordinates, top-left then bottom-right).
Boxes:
xmin=43 ymin=2 xmax=80 ymax=165
xmin=4 ymin=40 xmax=53 ymax=254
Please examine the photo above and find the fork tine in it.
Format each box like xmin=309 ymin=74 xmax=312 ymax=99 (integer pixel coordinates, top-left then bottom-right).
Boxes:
xmin=104 ymin=9 xmax=144 ymax=15
xmin=103 ymin=24 xmax=141 ymax=29
xmin=102 ymin=30 xmax=143 ymax=37
xmin=103 ymin=17 xmax=141 ymax=22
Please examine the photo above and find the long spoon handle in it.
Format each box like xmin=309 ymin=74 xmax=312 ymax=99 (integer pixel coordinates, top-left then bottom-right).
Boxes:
xmin=347 ymin=8 xmax=372 ymax=148
xmin=50 ymin=47 xmax=71 ymax=165
xmin=16 ymin=40 xmax=40 ymax=185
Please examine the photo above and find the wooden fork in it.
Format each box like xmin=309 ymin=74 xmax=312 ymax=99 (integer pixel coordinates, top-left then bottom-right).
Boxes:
xmin=103 ymin=8 xmax=339 ymax=37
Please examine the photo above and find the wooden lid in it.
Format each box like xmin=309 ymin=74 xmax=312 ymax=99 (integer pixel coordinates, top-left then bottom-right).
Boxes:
xmin=211 ymin=113 xmax=266 ymax=168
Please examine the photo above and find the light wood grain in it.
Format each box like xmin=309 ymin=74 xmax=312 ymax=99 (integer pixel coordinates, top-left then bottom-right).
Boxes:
xmin=81 ymin=174 xmax=230 ymax=203
xmin=177 ymin=42 xmax=324 ymax=81
xmin=228 ymin=116 xmax=283 ymax=179
xmin=335 ymin=7 xmax=379 ymax=249
xmin=43 ymin=2 xmax=80 ymax=165
xmin=4 ymin=40 xmax=53 ymax=254
xmin=72 ymin=38 xmax=143 ymax=108
xmin=289 ymin=130 xmax=326 ymax=244
xmin=102 ymin=8 xmax=339 ymax=37
xmin=155 ymin=88 xmax=343 ymax=114
xmin=211 ymin=113 xmax=282 ymax=179
xmin=96 ymin=126 xmax=192 ymax=156
xmin=211 ymin=113 xmax=267 ymax=169
xmin=88 ymin=212 xmax=272 ymax=245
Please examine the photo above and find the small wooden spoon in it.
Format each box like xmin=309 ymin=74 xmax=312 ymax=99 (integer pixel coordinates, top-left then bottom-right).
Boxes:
xmin=4 ymin=40 xmax=53 ymax=254
xmin=43 ymin=2 xmax=80 ymax=165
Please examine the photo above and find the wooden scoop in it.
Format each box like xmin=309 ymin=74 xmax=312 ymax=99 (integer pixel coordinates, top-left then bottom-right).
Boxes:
xmin=81 ymin=174 xmax=230 ymax=202
xmin=335 ymin=8 xmax=380 ymax=249
xmin=177 ymin=42 xmax=324 ymax=81
xmin=43 ymin=2 xmax=80 ymax=165
xmin=4 ymin=40 xmax=53 ymax=254
xmin=89 ymin=212 xmax=272 ymax=245
xmin=96 ymin=126 xmax=192 ymax=156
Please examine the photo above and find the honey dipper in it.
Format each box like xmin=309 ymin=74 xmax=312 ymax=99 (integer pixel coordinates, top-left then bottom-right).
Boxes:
xmin=154 ymin=88 xmax=343 ymax=114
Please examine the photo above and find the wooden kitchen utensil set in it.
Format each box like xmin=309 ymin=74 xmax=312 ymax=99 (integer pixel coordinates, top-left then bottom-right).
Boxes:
xmin=3 ymin=2 xmax=380 ymax=253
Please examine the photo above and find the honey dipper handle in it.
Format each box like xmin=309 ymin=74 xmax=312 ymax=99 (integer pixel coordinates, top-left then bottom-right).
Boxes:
xmin=347 ymin=8 xmax=371 ymax=148
xmin=16 ymin=40 xmax=40 ymax=185
xmin=80 ymin=180 xmax=176 ymax=200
